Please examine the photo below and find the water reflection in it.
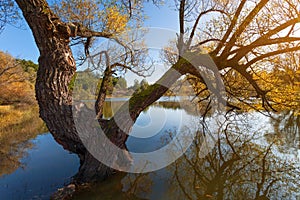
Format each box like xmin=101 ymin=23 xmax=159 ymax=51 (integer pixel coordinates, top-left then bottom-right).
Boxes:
xmin=100 ymin=97 xmax=196 ymax=119
xmin=0 ymin=134 xmax=79 ymax=199
xmin=269 ymin=110 xmax=300 ymax=151
xmin=0 ymin=106 xmax=79 ymax=199
xmin=0 ymin=106 xmax=46 ymax=177
xmin=167 ymin=112 xmax=300 ymax=200
xmin=1 ymin=102 xmax=300 ymax=199
xmin=74 ymin=109 xmax=300 ymax=200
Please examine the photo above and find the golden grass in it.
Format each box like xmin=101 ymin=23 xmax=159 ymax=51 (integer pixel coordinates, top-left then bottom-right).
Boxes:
xmin=0 ymin=105 xmax=45 ymax=137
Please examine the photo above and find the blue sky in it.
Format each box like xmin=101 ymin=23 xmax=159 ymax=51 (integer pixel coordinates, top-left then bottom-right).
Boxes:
xmin=0 ymin=2 xmax=178 ymax=62
xmin=0 ymin=23 xmax=39 ymax=62
xmin=0 ymin=1 xmax=179 ymax=85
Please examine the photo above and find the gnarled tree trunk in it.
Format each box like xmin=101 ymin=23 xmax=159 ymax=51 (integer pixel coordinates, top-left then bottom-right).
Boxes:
xmin=15 ymin=0 xmax=115 ymax=183
xmin=15 ymin=0 xmax=188 ymax=184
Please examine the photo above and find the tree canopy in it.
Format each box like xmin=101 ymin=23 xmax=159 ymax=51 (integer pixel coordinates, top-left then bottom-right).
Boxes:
xmin=161 ymin=0 xmax=300 ymax=112
xmin=1 ymin=0 xmax=300 ymax=186
xmin=0 ymin=51 xmax=37 ymax=105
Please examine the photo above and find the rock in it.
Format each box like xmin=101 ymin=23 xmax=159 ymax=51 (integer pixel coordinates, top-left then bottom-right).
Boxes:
xmin=51 ymin=184 xmax=76 ymax=200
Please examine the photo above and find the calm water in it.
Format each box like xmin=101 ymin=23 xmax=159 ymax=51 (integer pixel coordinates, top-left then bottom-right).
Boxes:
xmin=0 ymin=99 xmax=299 ymax=199
xmin=0 ymin=134 xmax=79 ymax=199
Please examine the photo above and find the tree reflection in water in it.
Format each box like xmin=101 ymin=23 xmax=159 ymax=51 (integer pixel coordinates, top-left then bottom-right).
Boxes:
xmin=3 ymin=102 xmax=299 ymax=200
xmin=269 ymin=110 xmax=300 ymax=152
xmin=117 ymin=112 xmax=300 ymax=200
xmin=0 ymin=106 xmax=46 ymax=177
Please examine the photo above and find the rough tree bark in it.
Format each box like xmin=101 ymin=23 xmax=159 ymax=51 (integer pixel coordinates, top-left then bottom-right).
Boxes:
xmin=14 ymin=0 xmax=192 ymax=184
xmin=15 ymin=0 xmax=113 ymax=183
xmin=13 ymin=0 xmax=227 ymax=184
xmin=15 ymin=0 xmax=298 ymax=185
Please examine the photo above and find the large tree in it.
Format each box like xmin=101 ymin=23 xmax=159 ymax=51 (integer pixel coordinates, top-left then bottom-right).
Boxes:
xmin=9 ymin=0 xmax=300 ymax=184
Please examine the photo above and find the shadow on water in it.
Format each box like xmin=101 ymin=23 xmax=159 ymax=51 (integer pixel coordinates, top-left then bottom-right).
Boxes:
xmin=0 ymin=101 xmax=300 ymax=199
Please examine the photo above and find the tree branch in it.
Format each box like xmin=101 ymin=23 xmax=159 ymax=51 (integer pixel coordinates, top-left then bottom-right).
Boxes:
xmin=213 ymin=0 xmax=247 ymax=56
xmin=244 ymin=46 xmax=300 ymax=69
xmin=229 ymin=37 xmax=300 ymax=62
xmin=220 ymin=0 xmax=270 ymax=58
xmin=192 ymin=38 xmax=222 ymax=49
xmin=68 ymin=23 xmax=113 ymax=38
xmin=95 ymin=51 xmax=112 ymax=119
xmin=177 ymin=0 xmax=186 ymax=54
xmin=231 ymin=65 xmax=277 ymax=112
xmin=187 ymin=9 xmax=227 ymax=48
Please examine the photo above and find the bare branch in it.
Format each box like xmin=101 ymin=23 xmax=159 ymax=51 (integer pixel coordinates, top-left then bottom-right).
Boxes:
xmin=177 ymin=0 xmax=186 ymax=54
xmin=244 ymin=46 xmax=300 ymax=69
xmin=213 ymin=0 xmax=247 ymax=56
xmin=192 ymin=38 xmax=222 ymax=49
xmin=220 ymin=0 xmax=270 ymax=58
xmin=229 ymin=37 xmax=300 ymax=62
xmin=187 ymin=9 xmax=228 ymax=48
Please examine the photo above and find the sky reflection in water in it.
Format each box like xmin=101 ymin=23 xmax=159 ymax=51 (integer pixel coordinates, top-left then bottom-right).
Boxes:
xmin=0 ymin=101 xmax=299 ymax=200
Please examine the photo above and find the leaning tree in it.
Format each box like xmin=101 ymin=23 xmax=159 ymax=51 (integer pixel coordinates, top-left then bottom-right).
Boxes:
xmin=9 ymin=0 xmax=300 ymax=183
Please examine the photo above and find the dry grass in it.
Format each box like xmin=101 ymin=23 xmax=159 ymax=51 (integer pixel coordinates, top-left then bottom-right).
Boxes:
xmin=0 ymin=105 xmax=45 ymax=137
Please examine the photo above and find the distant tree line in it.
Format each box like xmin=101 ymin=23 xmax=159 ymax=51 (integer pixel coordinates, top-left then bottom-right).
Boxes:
xmin=0 ymin=51 xmax=38 ymax=105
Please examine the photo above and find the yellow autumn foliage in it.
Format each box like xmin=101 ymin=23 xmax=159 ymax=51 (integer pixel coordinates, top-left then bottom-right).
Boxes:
xmin=105 ymin=6 xmax=128 ymax=33
xmin=239 ymin=68 xmax=300 ymax=112
xmin=212 ymin=63 xmax=300 ymax=112
xmin=53 ymin=1 xmax=129 ymax=34
xmin=55 ymin=0 xmax=99 ymax=27
xmin=0 ymin=51 xmax=35 ymax=105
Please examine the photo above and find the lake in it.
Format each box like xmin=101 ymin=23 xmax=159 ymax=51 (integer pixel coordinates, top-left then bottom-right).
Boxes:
xmin=0 ymin=98 xmax=299 ymax=199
